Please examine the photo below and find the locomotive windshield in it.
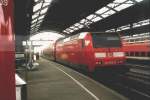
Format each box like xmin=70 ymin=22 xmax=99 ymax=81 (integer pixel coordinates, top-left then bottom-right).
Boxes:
xmin=92 ymin=32 xmax=121 ymax=48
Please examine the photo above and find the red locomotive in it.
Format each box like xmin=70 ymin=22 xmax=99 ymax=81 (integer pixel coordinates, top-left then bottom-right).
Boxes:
xmin=122 ymin=32 xmax=150 ymax=59
xmin=44 ymin=32 xmax=126 ymax=72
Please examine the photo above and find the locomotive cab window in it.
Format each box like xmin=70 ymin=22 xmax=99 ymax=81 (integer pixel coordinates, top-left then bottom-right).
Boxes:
xmin=81 ymin=39 xmax=85 ymax=48
xmin=92 ymin=32 xmax=121 ymax=48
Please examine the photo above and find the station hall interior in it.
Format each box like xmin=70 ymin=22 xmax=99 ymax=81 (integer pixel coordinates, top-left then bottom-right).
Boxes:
xmin=0 ymin=0 xmax=150 ymax=100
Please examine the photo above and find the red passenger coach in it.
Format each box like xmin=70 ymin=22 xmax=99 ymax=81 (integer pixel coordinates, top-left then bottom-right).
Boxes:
xmin=55 ymin=32 xmax=125 ymax=72
xmin=43 ymin=43 xmax=55 ymax=60
xmin=122 ymin=33 xmax=150 ymax=58
xmin=0 ymin=0 xmax=16 ymax=100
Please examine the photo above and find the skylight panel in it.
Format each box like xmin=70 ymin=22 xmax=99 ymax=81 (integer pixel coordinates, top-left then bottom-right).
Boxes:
xmin=74 ymin=23 xmax=81 ymax=26
xmin=73 ymin=27 xmax=79 ymax=30
xmin=84 ymin=21 xmax=92 ymax=26
xmin=66 ymin=28 xmax=72 ymax=32
xmin=135 ymin=0 xmax=143 ymax=2
xmin=101 ymin=13 xmax=110 ymax=18
xmin=63 ymin=30 xmax=68 ymax=33
xmin=66 ymin=29 xmax=70 ymax=32
xmin=33 ymin=3 xmax=43 ymax=12
xmin=107 ymin=19 xmax=149 ymax=32
xmin=69 ymin=30 xmax=74 ymax=33
xmin=133 ymin=23 xmax=141 ymax=28
xmin=78 ymin=25 xmax=84 ymax=29
xmin=35 ymin=26 xmax=40 ymax=29
xmin=102 ymin=10 xmax=116 ymax=18
xmin=114 ymin=0 xmax=127 ymax=3
xmin=106 ymin=10 xmax=116 ymax=15
xmin=61 ymin=0 xmax=144 ymax=34
xmin=34 ymin=27 xmax=39 ymax=30
xmin=70 ymin=26 xmax=74 ymax=29
xmin=133 ymin=19 xmax=150 ymax=28
xmin=140 ymin=19 xmax=150 ymax=26
xmin=34 ymin=27 xmax=38 ymax=30
xmin=107 ymin=3 xmax=119 ymax=8
xmin=40 ymin=7 xmax=48 ymax=14
xmin=86 ymin=14 xmax=95 ymax=20
xmin=83 ymin=22 xmax=89 ymax=26
xmin=106 ymin=29 xmax=115 ymax=32
xmin=119 ymin=24 xmax=130 ymax=30
xmin=31 ymin=23 xmax=36 ymax=27
xmin=65 ymin=31 xmax=70 ymax=34
xmin=32 ymin=19 xmax=37 ymax=24
xmin=31 ymin=25 xmax=35 ymax=29
xmin=95 ymin=7 xmax=109 ymax=14
xmin=36 ymin=21 xmax=41 ymax=25
xmin=34 ymin=11 xmax=40 ymax=15
xmin=42 ymin=3 xmax=50 ymax=7
xmin=38 ymin=19 xmax=43 ymax=23
xmin=32 ymin=14 xmax=39 ymax=19
xmin=114 ymin=1 xmax=134 ymax=11
xmin=116 ymin=28 xmax=121 ymax=32
xmin=80 ymin=19 xmax=86 ymax=24
xmin=69 ymin=26 xmax=78 ymax=30
xmin=38 ymin=15 xmax=45 ymax=20
xmin=36 ymin=25 xmax=40 ymax=28
xmin=36 ymin=23 xmax=41 ymax=26
xmin=91 ymin=17 xmax=102 ymax=22
xmin=44 ymin=0 xmax=53 ymax=2
xmin=30 ymin=26 xmax=34 ymax=30
xmin=34 ymin=0 xmax=39 ymax=3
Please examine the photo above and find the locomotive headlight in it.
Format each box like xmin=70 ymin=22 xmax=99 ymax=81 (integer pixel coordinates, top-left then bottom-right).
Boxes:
xmin=113 ymin=52 xmax=124 ymax=57
xmin=95 ymin=52 xmax=106 ymax=58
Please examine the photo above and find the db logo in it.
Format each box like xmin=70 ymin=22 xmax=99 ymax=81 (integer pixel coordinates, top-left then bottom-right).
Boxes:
xmin=107 ymin=53 xmax=113 ymax=57
xmin=0 ymin=0 xmax=8 ymax=6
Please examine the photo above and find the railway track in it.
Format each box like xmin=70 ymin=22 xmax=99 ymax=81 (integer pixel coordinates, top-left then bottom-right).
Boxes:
xmin=74 ymin=64 xmax=150 ymax=100
xmin=102 ymin=64 xmax=149 ymax=100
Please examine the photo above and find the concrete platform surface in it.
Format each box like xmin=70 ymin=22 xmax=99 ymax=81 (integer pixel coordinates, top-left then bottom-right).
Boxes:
xmin=27 ymin=58 xmax=128 ymax=100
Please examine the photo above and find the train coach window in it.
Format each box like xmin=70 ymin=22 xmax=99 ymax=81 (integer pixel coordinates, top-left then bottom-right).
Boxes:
xmin=130 ymin=52 xmax=134 ymax=56
xmin=92 ymin=33 xmax=121 ymax=48
xmin=141 ymin=52 xmax=146 ymax=57
xmin=148 ymin=52 xmax=150 ymax=57
xmin=135 ymin=52 xmax=139 ymax=56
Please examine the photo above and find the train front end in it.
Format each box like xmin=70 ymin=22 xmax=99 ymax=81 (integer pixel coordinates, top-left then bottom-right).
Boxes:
xmin=88 ymin=32 xmax=126 ymax=71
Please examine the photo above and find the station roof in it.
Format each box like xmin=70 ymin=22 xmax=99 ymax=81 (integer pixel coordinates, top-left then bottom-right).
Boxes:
xmin=14 ymin=0 xmax=150 ymax=37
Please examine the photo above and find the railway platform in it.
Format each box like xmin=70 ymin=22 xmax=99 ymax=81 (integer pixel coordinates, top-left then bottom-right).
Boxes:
xmin=26 ymin=58 xmax=128 ymax=100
